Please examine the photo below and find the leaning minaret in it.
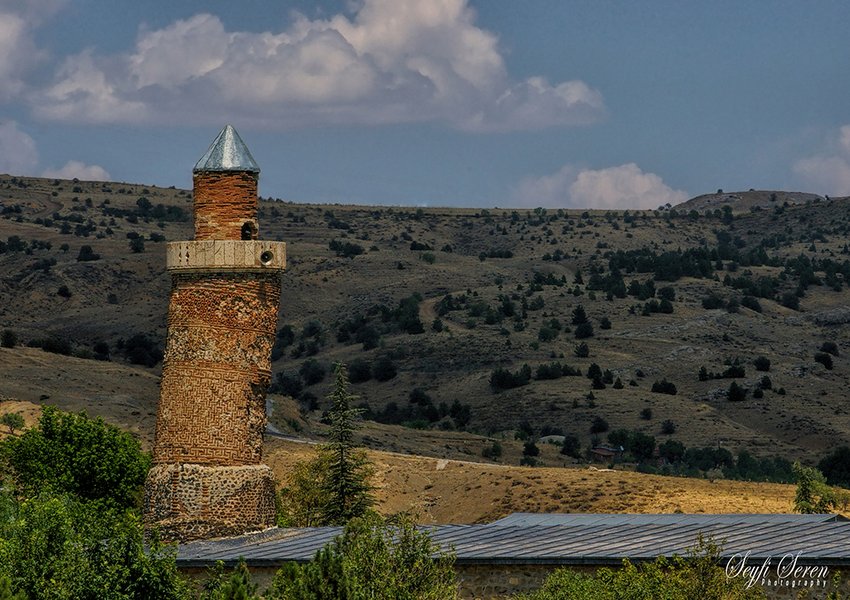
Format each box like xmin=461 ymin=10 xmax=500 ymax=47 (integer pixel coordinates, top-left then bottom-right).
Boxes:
xmin=144 ymin=125 xmax=286 ymax=541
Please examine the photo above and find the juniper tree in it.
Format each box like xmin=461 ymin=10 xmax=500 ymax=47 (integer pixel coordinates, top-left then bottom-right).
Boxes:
xmin=321 ymin=363 xmax=374 ymax=525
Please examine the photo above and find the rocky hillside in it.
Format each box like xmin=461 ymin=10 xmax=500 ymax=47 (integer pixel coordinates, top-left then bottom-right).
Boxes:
xmin=2 ymin=175 xmax=850 ymax=475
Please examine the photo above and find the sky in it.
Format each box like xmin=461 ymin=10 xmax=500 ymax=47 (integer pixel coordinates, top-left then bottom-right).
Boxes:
xmin=1 ymin=0 xmax=850 ymax=209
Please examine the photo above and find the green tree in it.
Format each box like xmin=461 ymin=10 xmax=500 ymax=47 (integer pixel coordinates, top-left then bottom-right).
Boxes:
xmin=321 ymin=364 xmax=374 ymax=525
xmin=0 ymin=414 xmax=23 ymax=435
xmin=571 ymin=305 xmax=588 ymax=325
xmin=0 ymin=492 xmax=189 ymax=600
xmin=277 ymin=453 xmax=333 ymax=527
xmin=793 ymin=462 xmax=849 ymax=514
xmin=1 ymin=406 xmax=150 ymax=509
xmin=270 ymin=512 xmax=458 ymax=600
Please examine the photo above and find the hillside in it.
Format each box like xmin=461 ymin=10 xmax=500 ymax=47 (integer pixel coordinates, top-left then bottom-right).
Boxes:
xmin=2 ymin=174 xmax=850 ymax=481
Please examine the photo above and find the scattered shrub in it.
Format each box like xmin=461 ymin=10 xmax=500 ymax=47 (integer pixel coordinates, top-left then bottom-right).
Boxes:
xmin=651 ymin=379 xmax=677 ymax=395
xmin=590 ymin=416 xmax=609 ymax=434
xmin=727 ymin=381 xmax=747 ymax=401
xmin=753 ymin=356 xmax=771 ymax=372
xmin=814 ymin=352 xmax=833 ymax=370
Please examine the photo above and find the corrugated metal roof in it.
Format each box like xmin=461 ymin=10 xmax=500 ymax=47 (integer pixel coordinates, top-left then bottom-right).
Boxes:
xmin=176 ymin=513 xmax=850 ymax=568
xmin=193 ymin=125 xmax=260 ymax=173
xmin=490 ymin=513 xmax=846 ymax=527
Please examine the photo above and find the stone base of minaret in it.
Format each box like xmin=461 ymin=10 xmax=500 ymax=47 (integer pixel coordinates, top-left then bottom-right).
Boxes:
xmin=144 ymin=463 xmax=276 ymax=542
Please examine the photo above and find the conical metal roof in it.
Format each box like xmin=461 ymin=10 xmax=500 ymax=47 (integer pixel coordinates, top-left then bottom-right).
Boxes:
xmin=193 ymin=125 xmax=260 ymax=173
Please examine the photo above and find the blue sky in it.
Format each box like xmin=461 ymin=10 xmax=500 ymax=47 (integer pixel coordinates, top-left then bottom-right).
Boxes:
xmin=1 ymin=0 xmax=849 ymax=209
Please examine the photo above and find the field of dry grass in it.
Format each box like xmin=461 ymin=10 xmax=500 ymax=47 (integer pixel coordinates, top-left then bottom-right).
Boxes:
xmin=264 ymin=439 xmax=797 ymax=524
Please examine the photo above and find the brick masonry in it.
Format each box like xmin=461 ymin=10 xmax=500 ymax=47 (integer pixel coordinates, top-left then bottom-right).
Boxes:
xmin=144 ymin=152 xmax=284 ymax=542
xmin=152 ymin=271 xmax=280 ymax=466
xmin=193 ymin=171 xmax=259 ymax=240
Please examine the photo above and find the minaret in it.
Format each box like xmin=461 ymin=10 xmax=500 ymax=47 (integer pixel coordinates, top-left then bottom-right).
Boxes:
xmin=143 ymin=125 xmax=286 ymax=541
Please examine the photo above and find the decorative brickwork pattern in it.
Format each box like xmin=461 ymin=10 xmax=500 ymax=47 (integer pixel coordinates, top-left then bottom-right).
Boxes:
xmin=145 ymin=463 xmax=276 ymax=542
xmin=193 ymin=171 xmax=259 ymax=240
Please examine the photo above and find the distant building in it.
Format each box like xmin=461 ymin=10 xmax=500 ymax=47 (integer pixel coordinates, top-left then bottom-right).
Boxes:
xmin=176 ymin=512 xmax=850 ymax=599
xmin=589 ymin=445 xmax=623 ymax=462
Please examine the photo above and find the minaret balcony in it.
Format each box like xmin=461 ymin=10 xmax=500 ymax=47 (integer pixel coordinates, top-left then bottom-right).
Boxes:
xmin=166 ymin=240 xmax=286 ymax=272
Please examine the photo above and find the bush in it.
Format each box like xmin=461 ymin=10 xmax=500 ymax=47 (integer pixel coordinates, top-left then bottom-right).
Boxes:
xmin=640 ymin=408 xmax=652 ymax=420
xmin=38 ymin=336 xmax=73 ymax=356
xmin=779 ymin=291 xmax=799 ymax=310
xmin=372 ymin=355 xmax=398 ymax=382
xmin=200 ymin=560 xmax=259 ymax=600
xmin=573 ymin=342 xmax=589 ymax=358
xmin=348 ymin=359 xmax=372 ymax=383
xmin=590 ymin=416 xmax=609 ymax=434
xmin=329 ymin=239 xmax=364 ymax=258
xmin=490 ymin=364 xmax=532 ymax=391
xmin=522 ymin=440 xmax=540 ymax=457
xmin=76 ymin=245 xmax=100 ymax=261
xmin=515 ymin=537 xmax=761 ymax=600
xmin=0 ymin=329 xmax=16 ymax=348
xmin=818 ymin=446 xmax=850 ymax=488
xmin=651 ymin=379 xmax=677 ymax=395
xmin=753 ymin=356 xmax=771 ymax=372
xmin=299 ymin=359 xmax=327 ymax=386
xmin=129 ymin=237 xmax=145 ymax=253
xmin=123 ymin=333 xmax=163 ymax=367
xmin=560 ymin=435 xmax=581 ymax=459
xmin=661 ymin=419 xmax=676 ymax=434
xmin=482 ymin=441 xmax=503 ymax=460
xmin=574 ymin=322 xmax=594 ymax=339
xmin=727 ymin=381 xmax=747 ymax=402
xmin=57 ymin=284 xmax=72 ymax=298
xmin=741 ymin=295 xmax=762 ymax=312
xmin=814 ymin=352 xmax=833 ymax=370
xmin=270 ymin=372 xmax=303 ymax=397
xmin=701 ymin=294 xmax=725 ymax=310
xmin=820 ymin=341 xmax=839 ymax=357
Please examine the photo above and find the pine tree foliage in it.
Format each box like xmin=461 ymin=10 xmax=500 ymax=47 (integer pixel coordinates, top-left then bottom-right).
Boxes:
xmin=321 ymin=364 xmax=374 ymax=525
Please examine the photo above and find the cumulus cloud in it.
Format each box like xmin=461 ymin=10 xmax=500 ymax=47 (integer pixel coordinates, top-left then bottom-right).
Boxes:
xmin=0 ymin=0 xmax=67 ymax=101
xmin=793 ymin=125 xmax=850 ymax=196
xmin=0 ymin=121 xmax=39 ymax=174
xmin=41 ymin=160 xmax=110 ymax=181
xmin=33 ymin=0 xmax=605 ymax=131
xmin=514 ymin=163 xmax=689 ymax=210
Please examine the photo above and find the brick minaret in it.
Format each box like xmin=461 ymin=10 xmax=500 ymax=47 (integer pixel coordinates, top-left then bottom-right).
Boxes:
xmin=144 ymin=125 xmax=286 ymax=541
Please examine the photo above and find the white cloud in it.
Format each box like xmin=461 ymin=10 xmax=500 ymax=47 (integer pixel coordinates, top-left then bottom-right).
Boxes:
xmin=0 ymin=0 xmax=66 ymax=101
xmin=515 ymin=163 xmax=689 ymax=210
xmin=33 ymin=0 xmax=605 ymax=131
xmin=0 ymin=120 xmax=38 ymax=174
xmin=793 ymin=125 xmax=850 ymax=196
xmin=41 ymin=160 xmax=110 ymax=181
